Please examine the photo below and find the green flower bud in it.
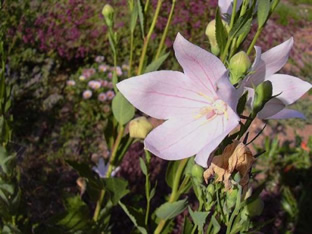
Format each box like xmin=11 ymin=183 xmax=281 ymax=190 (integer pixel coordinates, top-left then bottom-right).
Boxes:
xmin=191 ymin=164 xmax=204 ymax=183
xmin=205 ymin=20 xmax=229 ymax=56
xmin=102 ymin=4 xmax=114 ymax=27
xmin=246 ymin=198 xmax=264 ymax=217
xmin=129 ymin=117 xmax=153 ymax=139
xmin=253 ymin=81 xmax=273 ymax=114
xmin=229 ymin=51 xmax=251 ymax=85
xmin=207 ymin=183 xmax=215 ymax=196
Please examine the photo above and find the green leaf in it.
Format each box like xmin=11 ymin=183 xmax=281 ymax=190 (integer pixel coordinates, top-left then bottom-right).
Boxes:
xmin=257 ymin=0 xmax=270 ymax=28
xmin=144 ymin=52 xmax=170 ymax=73
xmin=112 ymin=92 xmax=135 ymax=125
xmin=215 ymin=8 xmax=228 ymax=53
xmin=182 ymin=217 xmax=194 ymax=234
xmin=236 ymin=91 xmax=248 ymax=114
xmin=155 ymin=199 xmax=188 ymax=220
xmin=105 ymin=177 xmax=129 ymax=205
xmin=188 ymin=206 xmax=209 ymax=232
xmin=139 ymin=157 xmax=147 ymax=176
xmin=56 ymin=196 xmax=90 ymax=231
xmin=211 ymin=215 xmax=221 ymax=234
xmin=130 ymin=1 xmax=138 ymax=33
xmin=137 ymin=0 xmax=145 ymax=37
xmin=118 ymin=201 xmax=147 ymax=234
xmin=229 ymin=14 xmax=250 ymax=39
xmin=165 ymin=161 xmax=180 ymax=188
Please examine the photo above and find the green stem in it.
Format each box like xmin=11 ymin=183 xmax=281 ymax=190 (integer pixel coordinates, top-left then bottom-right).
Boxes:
xmin=229 ymin=0 xmax=238 ymax=30
xmin=220 ymin=38 xmax=232 ymax=62
xmin=137 ymin=0 xmax=163 ymax=75
xmin=144 ymin=150 xmax=152 ymax=226
xmin=92 ymin=125 xmax=125 ymax=222
xmin=246 ymin=27 xmax=262 ymax=55
xmin=154 ymin=158 xmax=188 ymax=234
xmin=129 ymin=32 xmax=134 ymax=76
xmin=155 ymin=0 xmax=176 ymax=59
xmin=144 ymin=0 xmax=150 ymax=13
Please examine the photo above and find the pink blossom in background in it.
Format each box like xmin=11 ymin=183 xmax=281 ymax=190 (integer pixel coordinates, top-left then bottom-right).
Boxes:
xmin=106 ymin=90 xmax=115 ymax=100
xmin=82 ymin=90 xmax=92 ymax=99
xmin=66 ymin=80 xmax=76 ymax=86
xmin=99 ymin=64 xmax=109 ymax=72
xmin=100 ymin=80 xmax=108 ymax=87
xmin=117 ymin=33 xmax=240 ymax=167
xmin=95 ymin=56 xmax=105 ymax=63
xmin=98 ymin=93 xmax=107 ymax=102
xmin=88 ymin=80 xmax=101 ymax=90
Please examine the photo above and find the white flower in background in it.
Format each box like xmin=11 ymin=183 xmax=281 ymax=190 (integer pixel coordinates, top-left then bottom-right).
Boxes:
xmin=106 ymin=90 xmax=115 ymax=100
xmin=219 ymin=0 xmax=243 ymax=15
xmin=88 ymin=80 xmax=101 ymax=90
xmin=246 ymin=38 xmax=312 ymax=119
xmin=66 ymin=80 xmax=76 ymax=86
xmin=99 ymin=64 xmax=109 ymax=72
xmin=92 ymin=158 xmax=120 ymax=178
xmin=83 ymin=90 xmax=92 ymax=99
xmin=79 ymin=75 xmax=86 ymax=81
xmin=98 ymin=93 xmax=107 ymax=102
xmin=95 ymin=55 xmax=105 ymax=63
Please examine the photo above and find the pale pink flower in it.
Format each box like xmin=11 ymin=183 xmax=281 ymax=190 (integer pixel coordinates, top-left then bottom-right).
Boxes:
xmin=116 ymin=66 xmax=123 ymax=76
xmin=99 ymin=64 xmax=109 ymax=72
xmin=106 ymin=90 xmax=115 ymax=100
xmin=101 ymin=80 xmax=108 ymax=87
xmin=98 ymin=93 xmax=107 ymax=102
xmin=95 ymin=55 xmax=105 ymax=63
xmin=83 ymin=90 xmax=92 ymax=99
xmin=108 ymin=72 xmax=113 ymax=79
xmin=117 ymin=33 xmax=240 ymax=167
xmin=88 ymin=80 xmax=101 ymax=90
xmin=66 ymin=80 xmax=76 ymax=86
xmin=246 ymin=38 xmax=312 ymax=119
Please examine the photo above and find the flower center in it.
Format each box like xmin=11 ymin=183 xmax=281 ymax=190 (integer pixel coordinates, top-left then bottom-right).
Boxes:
xmin=213 ymin=99 xmax=227 ymax=115
xmin=195 ymin=99 xmax=228 ymax=120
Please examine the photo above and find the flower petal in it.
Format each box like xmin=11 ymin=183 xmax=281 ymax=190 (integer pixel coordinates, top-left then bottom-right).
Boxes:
xmin=265 ymin=74 xmax=312 ymax=105
xmin=173 ymin=33 xmax=226 ymax=95
xmin=268 ymin=109 xmax=305 ymax=119
xmin=246 ymin=46 xmax=265 ymax=87
xmin=249 ymin=38 xmax=293 ymax=86
xmin=219 ymin=0 xmax=243 ymax=15
xmin=195 ymin=108 xmax=240 ymax=167
xmin=117 ymin=71 xmax=213 ymax=119
xmin=261 ymin=38 xmax=293 ymax=77
xmin=144 ymin=112 xmax=239 ymax=162
xmin=257 ymin=98 xmax=285 ymax=119
xmin=216 ymin=72 xmax=241 ymax=112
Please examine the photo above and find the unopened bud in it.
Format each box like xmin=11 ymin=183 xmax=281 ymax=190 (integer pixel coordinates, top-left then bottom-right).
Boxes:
xmin=207 ymin=184 xmax=215 ymax=196
xmin=229 ymin=51 xmax=251 ymax=84
xmin=205 ymin=20 xmax=229 ymax=56
xmin=129 ymin=117 xmax=153 ymax=139
xmin=191 ymin=164 xmax=204 ymax=183
xmin=246 ymin=197 xmax=264 ymax=217
xmin=102 ymin=4 xmax=114 ymax=27
xmin=253 ymin=81 xmax=273 ymax=114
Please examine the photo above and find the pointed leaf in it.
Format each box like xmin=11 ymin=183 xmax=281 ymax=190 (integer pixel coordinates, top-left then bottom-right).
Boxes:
xmin=257 ymin=0 xmax=270 ymax=28
xmin=215 ymin=8 xmax=228 ymax=52
xmin=188 ymin=206 xmax=209 ymax=232
xmin=144 ymin=52 xmax=170 ymax=73
xmin=137 ymin=0 xmax=145 ymax=37
xmin=155 ymin=199 xmax=188 ymax=220
xmin=118 ymin=201 xmax=147 ymax=234
xmin=112 ymin=92 xmax=135 ymax=125
xmin=105 ymin=177 xmax=129 ymax=205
